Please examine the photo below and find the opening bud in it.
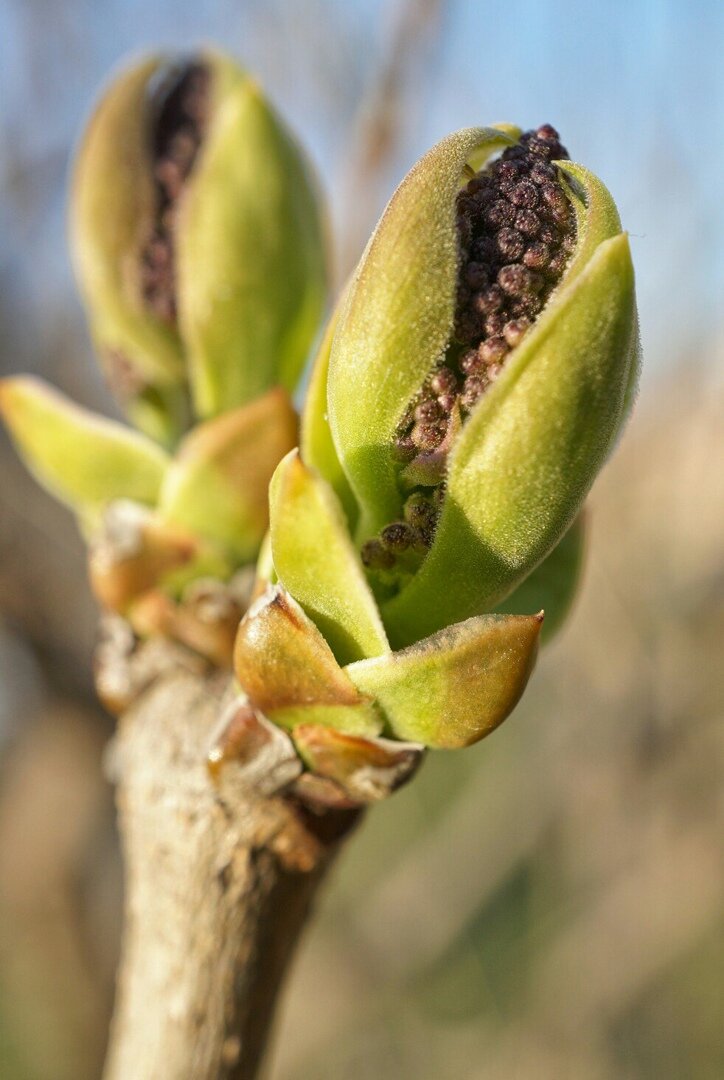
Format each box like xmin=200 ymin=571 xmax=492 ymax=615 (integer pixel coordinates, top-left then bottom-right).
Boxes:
xmin=71 ymin=50 xmax=328 ymax=444
xmin=320 ymin=124 xmax=638 ymax=645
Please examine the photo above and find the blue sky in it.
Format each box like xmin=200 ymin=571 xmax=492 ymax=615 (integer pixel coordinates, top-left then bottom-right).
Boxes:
xmin=1 ymin=0 xmax=722 ymax=393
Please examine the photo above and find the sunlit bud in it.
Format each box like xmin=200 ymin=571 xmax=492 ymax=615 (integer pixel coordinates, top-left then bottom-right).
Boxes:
xmin=70 ymin=50 xmax=328 ymax=443
xmin=319 ymin=124 xmax=638 ymax=645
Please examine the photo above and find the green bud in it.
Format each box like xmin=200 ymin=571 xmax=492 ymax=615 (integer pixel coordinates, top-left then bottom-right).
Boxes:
xmin=319 ymin=125 xmax=638 ymax=646
xmin=292 ymin=725 xmax=423 ymax=804
xmin=232 ymin=123 xmax=639 ymax=768
xmin=70 ymin=49 xmax=328 ymax=443
xmin=69 ymin=55 xmax=187 ymax=444
xmin=325 ymin=126 xmax=517 ymax=533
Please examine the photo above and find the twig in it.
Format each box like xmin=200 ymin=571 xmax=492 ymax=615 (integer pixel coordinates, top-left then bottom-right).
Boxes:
xmin=102 ymin=638 xmax=358 ymax=1080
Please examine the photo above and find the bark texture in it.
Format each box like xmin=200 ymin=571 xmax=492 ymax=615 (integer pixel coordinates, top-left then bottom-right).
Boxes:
xmin=102 ymin=642 xmax=356 ymax=1080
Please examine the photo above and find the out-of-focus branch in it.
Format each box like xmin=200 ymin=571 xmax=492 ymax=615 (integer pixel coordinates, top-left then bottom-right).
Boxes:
xmin=337 ymin=0 xmax=447 ymax=280
xmin=0 ymin=701 xmax=117 ymax=1080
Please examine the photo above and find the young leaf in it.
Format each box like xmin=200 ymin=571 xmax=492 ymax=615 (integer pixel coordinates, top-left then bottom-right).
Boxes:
xmin=0 ymin=377 xmax=169 ymax=515
xmin=346 ymin=611 xmax=542 ymax=748
xmin=494 ymin=514 xmax=585 ymax=642
xmin=178 ymin=60 xmax=328 ymax=417
xmin=269 ymin=450 xmax=389 ymax=664
xmin=159 ymin=388 xmax=298 ymax=562
xmin=68 ymin=55 xmax=187 ymax=444
xmin=300 ymin=298 xmax=358 ymax=526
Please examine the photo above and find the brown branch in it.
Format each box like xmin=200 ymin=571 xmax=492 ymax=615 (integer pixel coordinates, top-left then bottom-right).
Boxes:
xmin=101 ymin=636 xmax=358 ymax=1080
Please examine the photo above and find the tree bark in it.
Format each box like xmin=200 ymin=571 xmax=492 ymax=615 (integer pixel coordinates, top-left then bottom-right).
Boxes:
xmin=102 ymin=639 xmax=357 ymax=1080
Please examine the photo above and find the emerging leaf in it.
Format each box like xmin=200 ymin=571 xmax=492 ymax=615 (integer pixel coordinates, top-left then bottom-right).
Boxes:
xmin=269 ymin=451 xmax=389 ymax=664
xmin=233 ymin=586 xmax=383 ymax=736
xmin=0 ymin=377 xmax=169 ymax=519
xmin=300 ymin=298 xmax=357 ymax=526
xmin=346 ymin=611 xmax=542 ymax=747
xmin=159 ymin=388 xmax=298 ymax=562
xmin=179 ymin=57 xmax=328 ymax=418
xmin=494 ymin=513 xmax=585 ymax=642
xmin=69 ymin=55 xmax=189 ymax=444
xmin=70 ymin=50 xmax=328 ymax=439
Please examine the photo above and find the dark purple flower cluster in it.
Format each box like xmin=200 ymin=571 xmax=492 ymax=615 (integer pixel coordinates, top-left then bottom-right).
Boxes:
xmin=140 ymin=62 xmax=211 ymax=325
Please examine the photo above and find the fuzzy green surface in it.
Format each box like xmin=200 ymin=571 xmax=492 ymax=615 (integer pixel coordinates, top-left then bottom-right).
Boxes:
xmin=327 ymin=126 xmax=518 ymax=539
xmin=382 ymin=164 xmax=638 ymax=647
xmin=300 ymin=297 xmax=358 ymax=527
xmin=0 ymin=377 xmax=169 ymax=518
xmin=178 ymin=55 xmax=328 ymax=418
xmin=69 ymin=54 xmax=187 ymax=442
xmin=493 ymin=514 xmax=585 ymax=643
xmin=269 ymin=451 xmax=389 ymax=665
xmin=346 ymin=611 xmax=542 ymax=748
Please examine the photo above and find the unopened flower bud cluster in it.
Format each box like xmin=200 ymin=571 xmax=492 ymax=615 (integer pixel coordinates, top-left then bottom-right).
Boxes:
xmin=363 ymin=126 xmax=576 ymax=580
xmin=140 ymin=62 xmax=211 ymax=325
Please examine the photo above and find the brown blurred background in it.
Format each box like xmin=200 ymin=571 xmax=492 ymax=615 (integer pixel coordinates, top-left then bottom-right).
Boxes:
xmin=1 ymin=1 xmax=722 ymax=1077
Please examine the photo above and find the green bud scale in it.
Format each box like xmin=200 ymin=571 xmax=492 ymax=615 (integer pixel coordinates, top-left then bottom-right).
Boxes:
xmin=70 ymin=50 xmax=328 ymax=445
xmin=377 ymin=126 xmax=576 ymax=574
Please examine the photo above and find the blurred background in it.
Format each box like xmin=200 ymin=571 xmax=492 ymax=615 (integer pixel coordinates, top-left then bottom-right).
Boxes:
xmin=0 ymin=1 xmax=722 ymax=1077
